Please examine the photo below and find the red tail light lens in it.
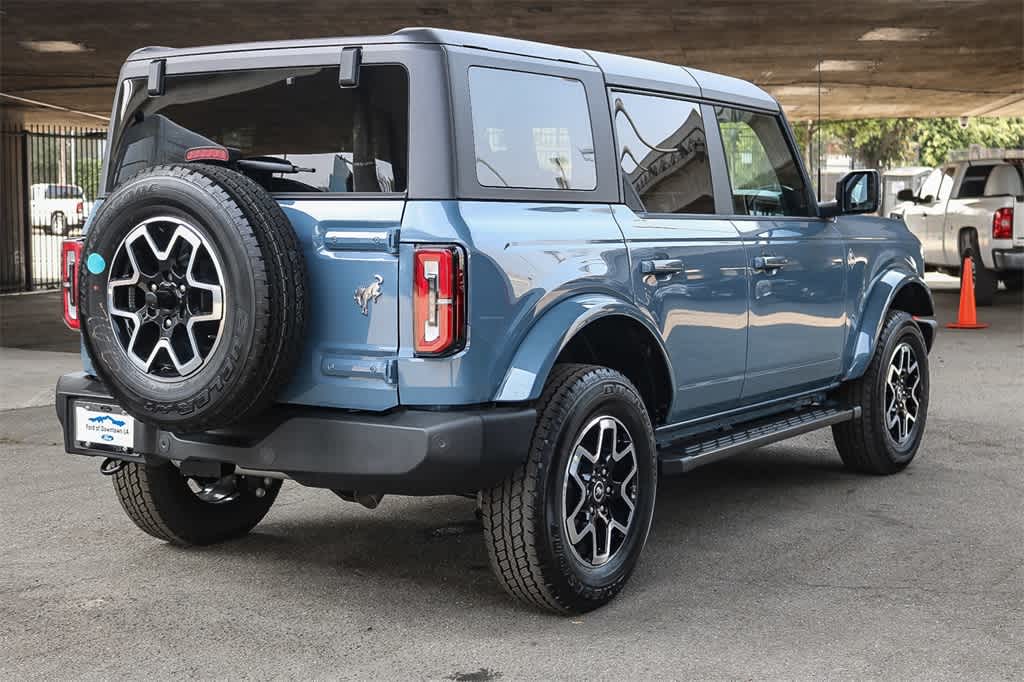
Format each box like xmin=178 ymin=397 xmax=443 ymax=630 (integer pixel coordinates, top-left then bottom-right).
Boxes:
xmin=61 ymin=238 xmax=84 ymax=330
xmin=413 ymin=246 xmax=465 ymax=356
xmin=184 ymin=146 xmax=230 ymax=162
xmin=75 ymin=201 xmax=83 ymax=215
xmin=993 ymin=207 xmax=1014 ymax=240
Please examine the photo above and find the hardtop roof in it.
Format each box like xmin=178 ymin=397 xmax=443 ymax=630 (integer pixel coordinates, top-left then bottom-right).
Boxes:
xmin=127 ymin=27 xmax=778 ymax=112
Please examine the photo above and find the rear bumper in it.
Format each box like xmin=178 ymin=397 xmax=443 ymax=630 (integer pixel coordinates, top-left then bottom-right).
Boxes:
xmin=993 ymin=248 xmax=1024 ymax=271
xmin=56 ymin=372 xmax=535 ymax=495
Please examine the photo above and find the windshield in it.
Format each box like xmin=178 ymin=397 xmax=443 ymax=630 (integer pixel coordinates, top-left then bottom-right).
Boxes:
xmin=105 ymin=65 xmax=409 ymax=194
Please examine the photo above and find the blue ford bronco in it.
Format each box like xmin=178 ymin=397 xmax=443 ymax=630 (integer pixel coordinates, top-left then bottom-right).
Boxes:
xmin=56 ymin=28 xmax=936 ymax=613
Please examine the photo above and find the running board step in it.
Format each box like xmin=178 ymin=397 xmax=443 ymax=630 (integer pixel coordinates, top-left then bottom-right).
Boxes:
xmin=659 ymin=405 xmax=860 ymax=475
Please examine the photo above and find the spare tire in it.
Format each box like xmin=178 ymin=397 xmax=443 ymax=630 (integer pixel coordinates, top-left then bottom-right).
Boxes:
xmin=78 ymin=164 xmax=307 ymax=433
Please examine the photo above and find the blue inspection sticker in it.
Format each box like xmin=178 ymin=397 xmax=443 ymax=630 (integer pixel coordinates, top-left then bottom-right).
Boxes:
xmin=86 ymin=252 xmax=106 ymax=275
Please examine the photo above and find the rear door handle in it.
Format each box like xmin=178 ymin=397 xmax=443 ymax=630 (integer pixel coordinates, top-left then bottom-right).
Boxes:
xmin=752 ymin=255 xmax=789 ymax=272
xmin=640 ymin=259 xmax=684 ymax=275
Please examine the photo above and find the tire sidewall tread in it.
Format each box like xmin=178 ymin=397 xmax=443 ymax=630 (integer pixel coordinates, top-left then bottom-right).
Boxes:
xmin=833 ymin=310 xmax=930 ymax=474
xmin=79 ymin=164 xmax=307 ymax=433
xmin=482 ymin=364 xmax=657 ymax=614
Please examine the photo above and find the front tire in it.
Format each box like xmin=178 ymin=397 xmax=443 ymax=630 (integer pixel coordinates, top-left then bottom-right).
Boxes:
xmin=832 ymin=310 xmax=929 ymax=474
xmin=112 ymin=461 xmax=280 ymax=546
xmin=481 ymin=364 xmax=657 ymax=614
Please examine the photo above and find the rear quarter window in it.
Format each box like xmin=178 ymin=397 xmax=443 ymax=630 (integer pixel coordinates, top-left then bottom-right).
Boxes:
xmin=957 ymin=165 xmax=994 ymax=199
xmin=467 ymin=67 xmax=596 ymax=191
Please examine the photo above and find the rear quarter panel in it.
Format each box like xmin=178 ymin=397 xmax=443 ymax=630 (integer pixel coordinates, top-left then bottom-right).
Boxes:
xmin=396 ymin=200 xmax=632 ymax=407
xmin=943 ymin=196 xmax=1016 ymax=267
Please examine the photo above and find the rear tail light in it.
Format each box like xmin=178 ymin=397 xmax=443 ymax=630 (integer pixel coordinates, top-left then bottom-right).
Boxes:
xmin=413 ymin=246 xmax=466 ymax=356
xmin=993 ymin=207 xmax=1014 ymax=240
xmin=185 ymin=146 xmax=230 ymax=162
xmin=75 ymin=201 xmax=83 ymax=215
xmin=61 ymin=238 xmax=84 ymax=330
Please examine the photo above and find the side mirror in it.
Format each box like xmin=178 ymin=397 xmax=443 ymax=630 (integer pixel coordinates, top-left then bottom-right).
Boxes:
xmin=896 ymin=188 xmax=916 ymax=203
xmin=819 ymin=170 xmax=880 ymax=218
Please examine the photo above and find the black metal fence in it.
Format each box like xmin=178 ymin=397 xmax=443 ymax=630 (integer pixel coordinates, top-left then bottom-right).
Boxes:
xmin=0 ymin=126 xmax=107 ymax=293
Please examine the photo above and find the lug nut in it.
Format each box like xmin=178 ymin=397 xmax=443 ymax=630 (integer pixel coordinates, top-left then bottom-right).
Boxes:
xmin=255 ymin=487 xmax=266 ymax=498
xmin=180 ymin=285 xmax=187 ymax=292
xmin=150 ymin=283 xmax=157 ymax=291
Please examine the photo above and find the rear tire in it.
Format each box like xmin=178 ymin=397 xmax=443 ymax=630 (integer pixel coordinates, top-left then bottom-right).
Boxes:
xmin=961 ymin=241 xmax=996 ymax=307
xmin=481 ymin=364 xmax=657 ymax=614
xmin=832 ymin=310 xmax=929 ymax=475
xmin=112 ymin=461 xmax=280 ymax=546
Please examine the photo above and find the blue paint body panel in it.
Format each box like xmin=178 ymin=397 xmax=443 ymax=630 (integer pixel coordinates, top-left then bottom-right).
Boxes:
xmin=276 ymin=199 xmax=405 ymax=411
xmin=261 ymin=195 xmax=927 ymax=422
xmin=396 ymin=200 xmax=633 ymax=407
xmin=610 ymin=206 xmax=749 ymax=422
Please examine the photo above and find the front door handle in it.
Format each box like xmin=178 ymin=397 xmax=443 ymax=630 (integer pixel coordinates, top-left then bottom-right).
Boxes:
xmin=640 ymin=259 xmax=684 ymax=276
xmin=752 ymin=255 xmax=789 ymax=272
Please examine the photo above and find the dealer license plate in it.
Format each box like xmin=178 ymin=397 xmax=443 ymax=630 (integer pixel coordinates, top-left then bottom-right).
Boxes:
xmin=74 ymin=402 xmax=135 ymax=451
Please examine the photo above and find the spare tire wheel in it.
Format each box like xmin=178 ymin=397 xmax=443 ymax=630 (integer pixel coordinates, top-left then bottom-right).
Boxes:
xmin=78 ymin=164 xmax=307 ymax=433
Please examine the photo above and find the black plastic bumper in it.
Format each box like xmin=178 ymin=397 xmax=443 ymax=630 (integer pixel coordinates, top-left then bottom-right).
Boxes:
xmin=993 ymin=248 xmax=1024 ymax=271
xmin=56 ymin=373 xmax=536 ymax=495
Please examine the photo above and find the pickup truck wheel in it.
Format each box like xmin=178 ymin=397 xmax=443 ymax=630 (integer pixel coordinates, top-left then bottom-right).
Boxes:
xmin=112 ymin=461 xmax=280 ymax=546
xmin=78 ymin=164 xmax=307 ymax=433
xmin=962 ymin=245 xmax=996 ymax=306
xmin=481 ymin=364 xmax=657 ymax=614
xmin=50 ymin=212 xmax=68 ymax=236
xmin=832 ymin=310 xmax=929 ymax=475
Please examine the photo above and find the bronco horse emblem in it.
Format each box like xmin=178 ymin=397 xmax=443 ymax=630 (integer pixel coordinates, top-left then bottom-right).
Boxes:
xmin=354 ymin=275 xmax=384 ymax=315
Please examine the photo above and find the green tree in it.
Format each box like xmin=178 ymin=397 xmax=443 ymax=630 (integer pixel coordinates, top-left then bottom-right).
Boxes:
xmin=797 ymin=116 xmax=1024 ymax=171
xmin=915 ymin=117 xmax=1024 ymax=166
xmin=74 ymin=157 xmax=103 ymax=200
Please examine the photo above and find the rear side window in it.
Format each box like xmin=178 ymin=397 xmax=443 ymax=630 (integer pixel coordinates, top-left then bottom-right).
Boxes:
xmin=44 ymin=185 xmax=83 ymax=199
xmin=468 ymin=67 xmax=596 ymax=190
xmin=715 ymin=107 xmax=812 ymax=217
xmin=957 ymin=165 xmax=994 ymax=198
xmin=107 ymin=65 xmax=409 ymax=194
xmin=612 ymin=92 xmax=715 ymax=214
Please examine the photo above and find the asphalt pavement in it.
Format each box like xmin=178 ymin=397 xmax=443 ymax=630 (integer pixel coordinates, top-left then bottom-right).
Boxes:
xmin=1 ymin=276 xmax=1022 ymax=680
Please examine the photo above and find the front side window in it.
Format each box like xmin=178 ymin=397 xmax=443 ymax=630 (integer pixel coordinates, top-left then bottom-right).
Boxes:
xmin=107 ymin=65 xmax=409 ymax=194
xmin=936 ymin=167 xmax=956 ymax=201
xmin=917 ymin=168 xmax=944 ymax=202
xmin=612 ymin=92 xmax=714 ymax=214
xmin=715 ymin=107 xmax=811 ymax=217
xmin=468 ymin=67 xmax=596 ymax=190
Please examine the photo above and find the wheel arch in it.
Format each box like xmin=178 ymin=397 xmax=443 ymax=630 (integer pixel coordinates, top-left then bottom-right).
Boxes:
xmin=493 ymin=294 xmax=675 ymax=425
xmin=843 ymin=268 xmax=935 ymax=381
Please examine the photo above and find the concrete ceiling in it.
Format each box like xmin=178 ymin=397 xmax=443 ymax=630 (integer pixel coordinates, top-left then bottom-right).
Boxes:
xmin=2 ymin=0 xmax=1022 ymax=126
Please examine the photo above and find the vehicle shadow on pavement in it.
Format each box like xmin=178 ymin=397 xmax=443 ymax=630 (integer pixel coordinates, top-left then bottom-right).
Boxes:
xmin=180 ymin=444 xmax=860 ymax=612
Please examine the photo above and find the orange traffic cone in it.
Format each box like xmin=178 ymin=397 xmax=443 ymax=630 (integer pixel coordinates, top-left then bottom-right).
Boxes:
xmin=946 ymin=257 xmax=989 ymax=329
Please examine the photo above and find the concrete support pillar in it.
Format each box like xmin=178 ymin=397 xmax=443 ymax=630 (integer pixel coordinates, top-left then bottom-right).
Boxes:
xmin=1 ymin=106 xmax=29 ymax=292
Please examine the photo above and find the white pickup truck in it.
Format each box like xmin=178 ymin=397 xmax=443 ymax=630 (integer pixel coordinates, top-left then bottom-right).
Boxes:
xmin=897 ymin=154 xmax=1024 ymax=305
xmin=29 ymin=183 xmax=87 ymax=235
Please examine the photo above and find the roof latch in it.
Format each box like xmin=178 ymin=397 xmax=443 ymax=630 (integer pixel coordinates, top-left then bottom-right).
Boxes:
xmin=147 ymin=59 xmax=166 ymax=97
xmin=339 ymin=47 xmax=361 ymax=88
